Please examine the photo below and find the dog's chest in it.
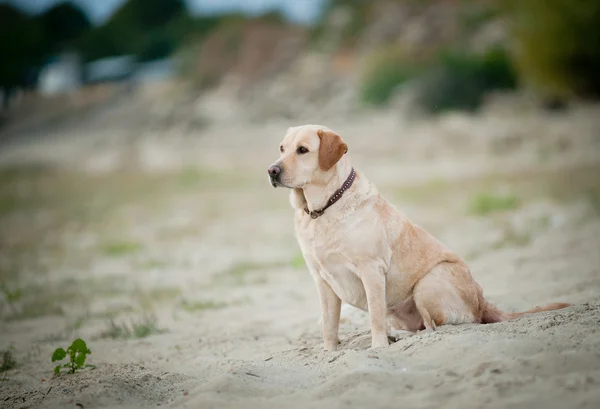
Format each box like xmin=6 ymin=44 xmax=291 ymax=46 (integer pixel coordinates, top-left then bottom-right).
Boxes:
xmin=296 ymin=216 xmax=351 ymax=260
xmin=295 ymin=217 xmax=368 ymax=309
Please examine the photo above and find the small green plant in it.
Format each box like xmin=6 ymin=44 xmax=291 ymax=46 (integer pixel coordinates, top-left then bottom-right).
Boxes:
xmin=1 ymin=347 xmax=17 ymax=372
xmin=469 ymin=192 xmax=519 ymax=216
xmin=51 ymin=338 xmax=93 ymax=375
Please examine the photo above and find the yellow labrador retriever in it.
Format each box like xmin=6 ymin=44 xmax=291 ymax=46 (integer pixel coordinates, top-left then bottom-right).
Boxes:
xmin=268 ymin=124 xmax=570 ymax=351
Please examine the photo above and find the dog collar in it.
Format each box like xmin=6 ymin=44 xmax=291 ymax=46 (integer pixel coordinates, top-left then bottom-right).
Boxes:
xmin=304 ymin=168 xmax=356 ymax=219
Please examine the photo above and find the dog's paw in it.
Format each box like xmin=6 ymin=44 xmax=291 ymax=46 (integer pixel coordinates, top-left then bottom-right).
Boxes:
xmin=368 ymin=337 xmax=389 ymax=350
xmin=388 ymin=329 xmax=413 ymax=343
xmin=418 ymin=328 xmax=436 ymax=335
xmin=323 ymin=339 xmax=340 ymax=352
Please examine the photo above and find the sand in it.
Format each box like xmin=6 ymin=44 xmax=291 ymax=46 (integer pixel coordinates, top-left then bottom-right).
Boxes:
xmin=1 ymin=105 xmax=599 ymax=409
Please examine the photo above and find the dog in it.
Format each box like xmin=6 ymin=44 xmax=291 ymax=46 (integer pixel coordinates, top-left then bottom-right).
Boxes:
xmin=268 ymin=124 xmax=570 ymax=351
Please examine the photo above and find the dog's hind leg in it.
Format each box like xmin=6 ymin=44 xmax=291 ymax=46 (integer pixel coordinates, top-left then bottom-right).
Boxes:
xmin=413 ymin=262 xmax=482 ymax=329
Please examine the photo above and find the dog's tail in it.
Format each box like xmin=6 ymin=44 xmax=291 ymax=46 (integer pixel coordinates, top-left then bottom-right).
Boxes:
xmin=481 ymin=300 xmax=571 ymax=323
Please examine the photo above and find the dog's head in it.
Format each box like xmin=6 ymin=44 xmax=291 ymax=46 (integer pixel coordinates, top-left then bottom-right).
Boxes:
xmin=267 ymin=125 xmax=348 ymax=189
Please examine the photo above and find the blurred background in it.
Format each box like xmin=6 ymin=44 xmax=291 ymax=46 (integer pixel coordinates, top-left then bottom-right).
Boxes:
xmin=1 ymin=0 xmax=600 ymax=124
xmin=0 ymin=1 xmax=600 ymax=407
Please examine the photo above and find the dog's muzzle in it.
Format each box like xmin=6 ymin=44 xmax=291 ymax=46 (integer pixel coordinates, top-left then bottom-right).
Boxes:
xmin=267 ymin=164 xmax=282 ymax=188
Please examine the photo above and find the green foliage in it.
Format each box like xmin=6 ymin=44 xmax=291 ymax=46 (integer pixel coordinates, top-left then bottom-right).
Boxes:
xmin=101 ymin=314 xmax=166 ymax=339
xmin=310 ymin=0 xmax=371 ymax=49
xmin=0 ymin=2 xmax=92 ymax=88
xmin=180 ymin=299 xmax=227 ymax=312
xmin=360 ymin=45 xmax=420 ymax=106
xmin=138 ymin=34 xmax=177 ymax=62
xmin=51 ymin=338 xmax=93 ymax=375
xmin=1 ymin=283 xmax=23 ymax=305
xmin=75 ymin=0 xmax=184 ymax=62
xmin=113 ymin=0 xmax=185 ymax=29
xmin=0 ymin=5 xmax=47 ymax=88
xmin=460 ymin=3 xmax=499 ymax=33
xmin=1 ymin=347 xmax=17 ymax=372
xmin=290 ymin=252 xmax=306 ymax=269
xmin=417 ymin=48 xmax=517 ymax=113
xmin=101 ymin=240 xmax=142 ymax=257
xmin=503 ymin=0 xmax=600 ymax=98
xmin=74 ymin=1 xmax=282 ymax=66
xmin=39 ymin=2 xmax=92 ymax=49
xmin=174 ymin=15 xmax=243 ymax=90
xmin=588 ymin=188 xmax=600 ymax=217
xmin=0 ymin=283 xmax=23 ymax=317
xmin=469 ymin=192 xmax=519 ymax=216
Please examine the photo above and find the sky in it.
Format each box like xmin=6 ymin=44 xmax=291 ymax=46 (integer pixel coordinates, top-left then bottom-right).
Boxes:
xmin=0 ymin=0 xmax=327 ymax=25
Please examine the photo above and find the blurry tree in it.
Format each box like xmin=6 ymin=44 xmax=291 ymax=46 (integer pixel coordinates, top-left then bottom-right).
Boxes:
xmin=0 ymin=4 xmax=47 ymax=103
xmin=76 ymin=0 xmax=193 ymax=62
xmin=504 ymin=0 xmax=600 ymax=99
xmin=75 ymin=25 xmax=125 ymax=62
xmin=257 ymin=10 xmax=287 ymax=25
xmin=110 ymin=0 xmax=185 ymax=29
xmin=417 ymin=47 xmax=517 ymax=112
xmin=39 ymin=2 xmax=92 ymax=51
xmin=311 ymin=0 xmax=371 ymax=49
xmin=360 ymin=45 xmax=420 ymax=105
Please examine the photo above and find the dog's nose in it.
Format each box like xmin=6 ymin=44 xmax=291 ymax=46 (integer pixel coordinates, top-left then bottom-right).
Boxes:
xmin=268 ymin=165 xmax=282 ymax=177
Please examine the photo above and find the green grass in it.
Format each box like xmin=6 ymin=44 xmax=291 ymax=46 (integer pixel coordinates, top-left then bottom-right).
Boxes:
xmin=469 ymin=192 xmax=519 ymax=215
xmin=139 ymin=259 xmax=168 ymax=269
xmin=290 ymin=252 xmax=305 ymax=269
xmin=214 ymin=260 xmax=285 ymax=285
xmin=1 ymin=283 xmax=24 ymax=305
xmin=491 ymin=226 xmax=532 ymax=250
xmin=101 ymin=240 xmax=142 ymax=257
xmin=180 ymin=299 xmax=227 ymax=312
xmin=93 ymin=304 xmax=136 ymax=320
xmin=38 ymin=330 xmax=70 ymax=344
xmin=134 ymin=287 xmax=182 ymax=310
xmin=179 ymin=167 xmax=213 ymax=187
xmin=99 ymin=314 xmax=166 ymax=339
xmin=588 ymin=189 xmax=600 ymax=217
xmin=1 ymin=281 xmax=66 ymax=320
xmin=1 ymin=347 xmax=17 ymax=372
xmin=0 ymin=277 xmax=127 ymax=321
xmin=0 ymin=196 xmax=20 ymax=215
xmin=467 ymin=215 xmax=552 ymax=260
xmin=392 ymin=178 xmax=450 ymax=203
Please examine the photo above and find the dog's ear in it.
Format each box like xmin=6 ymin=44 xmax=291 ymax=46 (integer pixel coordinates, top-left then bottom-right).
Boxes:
xmin=317 ymin=129 xmax=348 ymax=171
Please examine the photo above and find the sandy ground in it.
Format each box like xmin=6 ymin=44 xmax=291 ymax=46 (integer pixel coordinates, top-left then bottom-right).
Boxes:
xmin=1 ymin=99 xmax=600 ymax=409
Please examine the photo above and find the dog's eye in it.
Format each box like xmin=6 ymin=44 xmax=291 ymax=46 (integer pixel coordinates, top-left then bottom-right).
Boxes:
xmin=280 ymin=146 xmax=284 ymax=153
xmin=296 ymin=146 xmax=309 ymax=154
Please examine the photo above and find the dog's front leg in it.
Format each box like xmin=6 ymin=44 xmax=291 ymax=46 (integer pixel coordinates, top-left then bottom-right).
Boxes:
xmin=310 ymin=270 xmax=341 ymax=351
xmin=361 ymin=265 xmax=389 ymax=349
